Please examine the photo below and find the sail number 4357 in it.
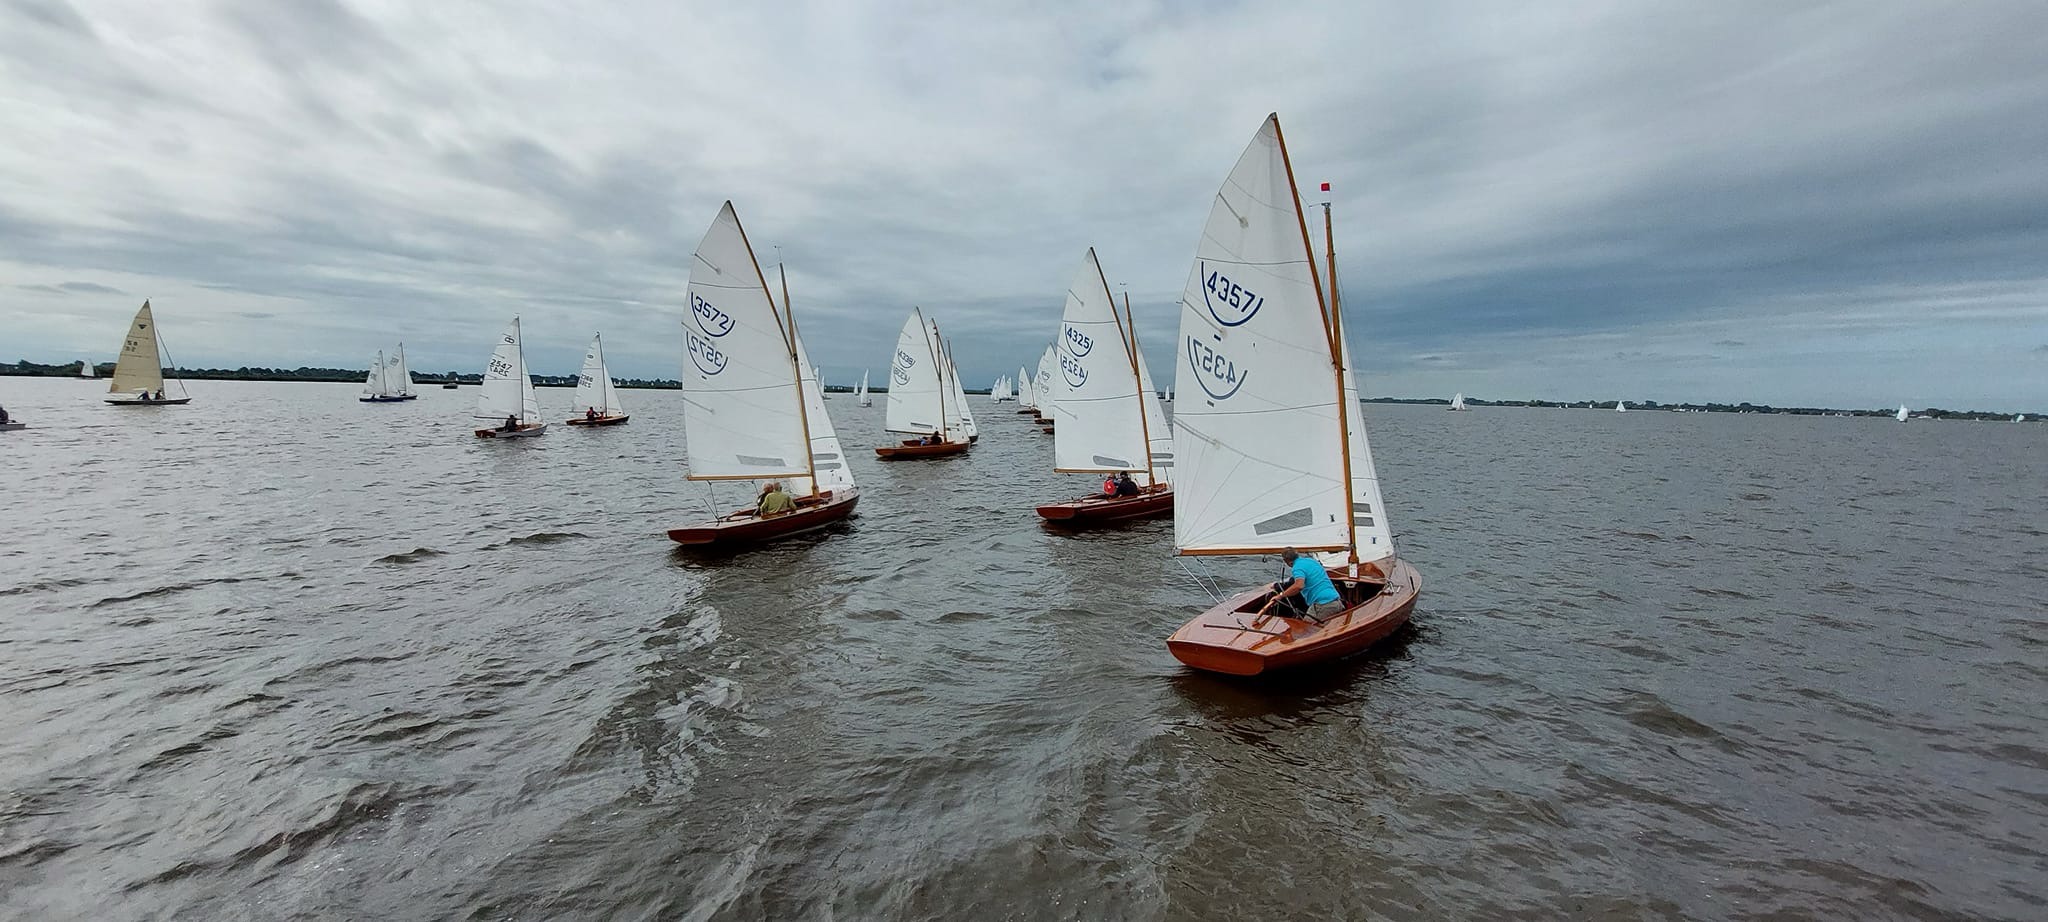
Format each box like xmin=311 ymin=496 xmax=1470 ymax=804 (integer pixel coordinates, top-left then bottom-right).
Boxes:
xmin=1202 ymin=268 xmax=1264 ymax=325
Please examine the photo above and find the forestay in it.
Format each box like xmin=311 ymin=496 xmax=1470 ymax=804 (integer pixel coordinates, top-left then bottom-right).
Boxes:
xmin=1052 ymin=248 xmax=1152 ymax=476
xmin=679 ymin=202 xmax=811 ymax=479
xmin=1172 ymin=114 xmax=1350 ymax=555
xmin=576 ymin=334 xmax=627 ymax=416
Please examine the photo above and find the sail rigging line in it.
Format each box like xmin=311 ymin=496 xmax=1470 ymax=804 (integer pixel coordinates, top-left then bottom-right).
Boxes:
xmin=153 ymin=315 xmax=191 ymax=398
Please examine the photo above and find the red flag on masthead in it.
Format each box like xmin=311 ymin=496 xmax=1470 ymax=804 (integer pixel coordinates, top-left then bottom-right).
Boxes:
xmin=1319 ymin=181 xmax=1331 ymax=192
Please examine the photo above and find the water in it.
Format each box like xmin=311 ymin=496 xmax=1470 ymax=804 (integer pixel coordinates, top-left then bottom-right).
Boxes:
xmin=2 ymin=378 xmax=2043 ymax=920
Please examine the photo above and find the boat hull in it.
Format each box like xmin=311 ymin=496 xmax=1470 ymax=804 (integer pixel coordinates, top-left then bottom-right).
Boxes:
xmin=0 ymin=422 xmax=25 ymax=432
xmin=105 ymin=397 xmax=192 ymax=406
xmin=875 ymin=439 xmax=971 ymax=460
xmin=1167 ymin=558 xmax=1421 ymax=676
xmin=1037 ymin=488 xmax=1173 ymax=525
xmin=668 ymin=490 xmax=860 ymax=546
xmin=359 ymin=395 xmax=417 ymax=402
xmin=474 ymin=423 xmax=547 ymax=438
xmin=566 ymin=415 xmax=630 ymax=426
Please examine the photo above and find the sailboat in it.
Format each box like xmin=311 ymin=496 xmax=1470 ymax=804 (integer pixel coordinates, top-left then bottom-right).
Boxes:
xmin=1615 ymin=400 xmax=1627 ymax=413
xmin=1447 ymin=392 xmax=1469 ymax=411
xmin=940 ymin=330 xmax=979 ymax=443
xmin=1163 ymin=114 xmax=1421 ymax=677
xmin=359 ymin=343 xmax=417 ymax=402
xmin=76 ymin=359 xmax=98 ymax=379
xmin=989 ymin=375 xmax=1007 ymax=404
xmin=1036 ymin=248 xmax=1175 ymax=526
xmin=566 ymin=334 xmax=629 ymax=425
xmin=472 ymin=318 xmax=546 ymax=438
xmin=858 ymin=370 xmax=873 ymax=407
xmin=2016 ymin=414 xmax=2026 ymax=423
xmin=1015 ymin=365 xmax=1038 ymax=414
xmin=104 ymin=301 xmax=192 ymax=405
xmin=1033 ymin=345 xmax=1057 ymax=430
xmin=818 ymin=367 xmax=831 ymax=399
xmin=1896 ymin=404 xmax=1910 ymax=422
xmin=876 ymin=308 xmax=973 ymax=459
xmin=667 ymin=202 xmax=859 ymax=545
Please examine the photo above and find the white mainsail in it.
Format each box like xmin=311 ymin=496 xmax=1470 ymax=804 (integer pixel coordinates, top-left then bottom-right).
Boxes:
xmin=884 ymin=308 xmax=955 ymax=439
xmin=575 ymin=334 xmax=627 ymax=417
xmin=1033 ymin=346 xmax=1056 ymax=412
xmin=679 ymin=202 xmax=812 ymax=480
xmin=859 ymin=370 xmax=873 ymax=407
xmin=1615 ymin=400 xmax=1627 ymax=413
xmin=1450 ymin=392 xmax=1467 ymax=410
xmin=1016 ymin=366 xmax=1035 ymax=409
xmin=363 ymin=350 xmax=391 ymax=398
xmin=1896 ymin=404 xmax=1909 ymax=422
xmin=390 ymin=344 xmax=413 ymax=398
xmin=1171 ymin=114 xmax=1360 ymax=558
xmin=109 ymin=301 xmax=173 ymax=396
xmin=1052 ymin=248 xmax=1155 ymax=478
xmin=80 ymin=359 xmax=97 ymax=379
xmin=475 ymin=318 xmax=542 ymax=424
xmin=989 ymin=375 xmax=1005 ymax=404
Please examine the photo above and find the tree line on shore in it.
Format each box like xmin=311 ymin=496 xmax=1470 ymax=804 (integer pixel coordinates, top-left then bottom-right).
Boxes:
xmin=5 ymin=359 xmax=2034 ymax=420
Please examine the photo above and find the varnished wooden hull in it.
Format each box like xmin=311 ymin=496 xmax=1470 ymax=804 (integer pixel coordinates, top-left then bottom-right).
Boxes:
xmin=874 ymin=439 xmax=971 ymax=460
xmin=1036 ymin=488 xmax=1173 ymax=525
xmin=1167 ymin=558 xmax=1420 ymax=676
xmin=566 ymin=415 xmax=630 ymax=426
xmin=106 ymin=397 xmax=192 ymax=406
xmin=474 ymin=423 xmax=547 ymax=438
xmin=667 ymin=490 xmax=860 ymax=546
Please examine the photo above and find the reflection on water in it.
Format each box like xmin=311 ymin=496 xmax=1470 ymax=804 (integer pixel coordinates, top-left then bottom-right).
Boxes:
xmin=0 ymin=377 xmax=2043 ymax=920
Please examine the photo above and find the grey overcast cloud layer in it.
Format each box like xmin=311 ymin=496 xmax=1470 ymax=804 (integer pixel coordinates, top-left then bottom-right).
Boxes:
xmin=3 ymin=0 xmax=2046 ymax=409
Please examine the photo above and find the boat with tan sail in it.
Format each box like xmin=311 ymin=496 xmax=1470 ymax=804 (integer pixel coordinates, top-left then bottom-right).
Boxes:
xmin=1163 ymin=114 xmax=1420 ymax=677
xmin=667 ymin=202 xmax=858 ymax=546
xmin=1036 ymin=248 xmax=1175 ymax=527
xmin=104 ymin=301 xmax=192 ymax=406
xmin=876 ymin=308 xmax=972 ymax=459
xmin=472 ymin=318 xmax=546 ymax=438
xmin=565 ymin=334 xmax=629 ymax=425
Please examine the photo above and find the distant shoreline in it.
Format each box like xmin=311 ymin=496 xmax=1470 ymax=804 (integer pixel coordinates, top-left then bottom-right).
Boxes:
xmin=4 ymin=361 xmax=2034 ymax=420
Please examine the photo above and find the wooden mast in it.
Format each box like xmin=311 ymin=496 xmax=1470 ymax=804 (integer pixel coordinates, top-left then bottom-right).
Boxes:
xmin=777 ymin=261 xmax=822 ymax=496
xmin=1324 ymin=200 xmax=1360 ymax=566
xmin=1273 ymin=113 xmax=1359 ymax=566
xmin=731 ymin=207 xmax=818 ymax=493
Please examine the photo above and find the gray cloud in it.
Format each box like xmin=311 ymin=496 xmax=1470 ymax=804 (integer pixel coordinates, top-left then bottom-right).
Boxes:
xmin=1 ymin=1 xmax=2044 ymax=409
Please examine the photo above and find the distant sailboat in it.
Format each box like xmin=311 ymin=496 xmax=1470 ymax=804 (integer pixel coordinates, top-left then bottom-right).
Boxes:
xmin=858 ymin=370 xmax=873 ymax=407
xmin=877 ymin=309 xmax=972 ymax=459
xmin=360 ymin=343 xmax=417 ymax=402
xmin=105 ymin=301 xmax=192 ymax=405
xmin=989 ymin=375 xmax=1007 ymax=404
xmin=1447 ymin=392 xmax=1469 ymax=411
xmin=1036 ymin=248 xmax=1175 ymax=526
xmin=2016 ymin=414 xmax=2026 ymax=423
xmin=667 ymin=201 xmax=859 ymax=546
xmin=818 ymin=366 xmax=831 ymax=399
xmin=1032 ymin=345 xmax=1057 ymax=429
xmin=566 ymin=333 xmax=629 ymax=425
xmin=1163 ymin=113 xmax=1419 ymax=677
xmin=472 ymin=317 xmax=545 ymax=438
xmin=940 ymin=329 xmax=979 ymax=443
xmin=1896 ymin=404 xmax=1909 ymax=422
xmin=1615 ymin=400 xmax=1627 ymax=413
xmin=76 ymin=359 xmax=98 ymax=379
xmin=1015 ymin=365 xmax=1038 ymax=413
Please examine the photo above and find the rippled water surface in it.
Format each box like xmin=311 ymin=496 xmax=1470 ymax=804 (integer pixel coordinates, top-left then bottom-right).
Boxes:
xmin=2 ymin=378 xmax=2044 ymax=920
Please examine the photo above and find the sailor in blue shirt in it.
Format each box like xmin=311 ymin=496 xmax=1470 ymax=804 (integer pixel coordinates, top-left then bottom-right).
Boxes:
xmin=1257 ymin=547 xmax=1345 ymax=621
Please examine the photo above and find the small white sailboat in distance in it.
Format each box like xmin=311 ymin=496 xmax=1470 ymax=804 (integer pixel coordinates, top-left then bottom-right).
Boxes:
xmin=359 ymin=343 xmax=417 ymax=402
xmin=1448 ymin=392 xmax=1469 ymax=411
xmin=818 ymin=366 xmax=831 ymax=399
xmin=1896 ymin=404 xmax=1910 ymax=422
xmin=2016 ymin=414 xmax=2026 ymax=423
xmin=77 ymin=359 xmax=98 ymax=379
xmin=877 ymin=308 xmax=972 ymax=458
xmin=567 ymin=333 xmax=629 ymax=425
xmin=105 ymin=300 xmax=192 ymax=405
xmin=473 ymin=317 xmax=545 ymax=438
xmin=1015 ymin=365 xmax=1037 ymax=413
xmin=1615 ymin=400 xmax=1627 ymax=413
xmin=858 ymin=370 xmax=873 ymax=407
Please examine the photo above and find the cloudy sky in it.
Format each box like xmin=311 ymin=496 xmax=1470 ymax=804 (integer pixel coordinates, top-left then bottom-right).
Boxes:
xmin=4 ymin=0 xmax=2045 ymax=410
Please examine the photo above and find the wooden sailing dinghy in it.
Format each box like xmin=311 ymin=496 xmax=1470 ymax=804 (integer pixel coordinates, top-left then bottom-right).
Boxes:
xmin=1163 ymin=114 xmax=1421 ymax=677
xmin=876 ymin=308 xmax=972 ymax=459
xmin=565 ymin=334 xmax=630 ymax=425
xmin=472 ymin=318 xmax=547 ymax=437
xmin=1037 ymin=248 xmax=1175 ymax=527
xmin=104 ymin=301 xmax=193 ymax=405
xmin=1015 ymin=365 xmax=1038 ymax=413
xmin=359 ymin=344 xmax=417 ymax=402
xmin=668 ymin=202 xmax=859 ymax=546
xmin=857 ymin=370 xmax=873 ymax=407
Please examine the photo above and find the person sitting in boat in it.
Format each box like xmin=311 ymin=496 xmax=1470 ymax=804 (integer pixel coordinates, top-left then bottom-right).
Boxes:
xmin=135 ymin=389 xmax=152 ymax=402
xmin=1258 ymin=548 xmax=1344 ymax=622
xmin=1101 ymin=475 xmax=1117 ymax=497
xmin=585 ymin=406 xmax=599 ymax=421
xmin=154 ymin=389 xmax=164 ymax=400
xmin=1114 ymin=472 xmax=1141 ymax=497
xmin=918 ymin=433 xmax=939 ymax=446
xmin=0 ymin=404 xmax=10 ymax=424
xmin=756 ymin=481 xmax=797 ymax=518
xmin=501 ymin=414 xmax=518 ymax=431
